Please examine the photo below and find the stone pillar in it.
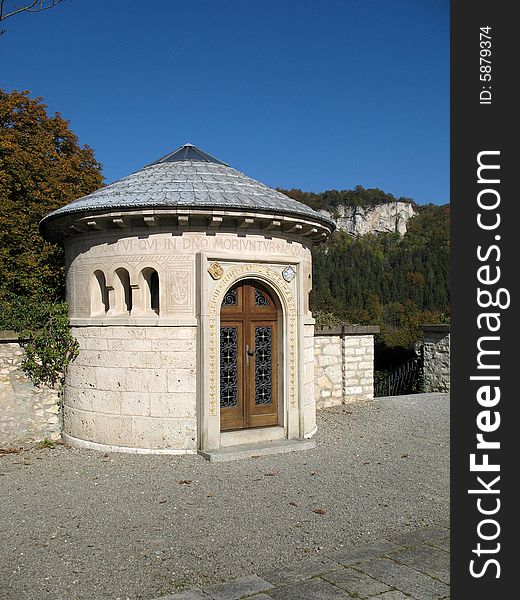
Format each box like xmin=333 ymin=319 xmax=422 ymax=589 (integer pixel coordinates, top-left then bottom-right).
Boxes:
xmin=314 ymin=329 xmax=343 ymax=408
xmin=314 ymin=325 xmax=379 ymax=407
xmin=0 ymin=330 xmax=62 ymax=446
xmin=421 ymin=325 xmax=450 ymax=392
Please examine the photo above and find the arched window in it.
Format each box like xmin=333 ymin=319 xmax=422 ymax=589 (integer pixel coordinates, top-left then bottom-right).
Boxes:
xmin=150 ymin=271 xmax=159 ymax=314
xmin=115 ymin=268 xmax=132 ymax=314
xmin=91 ymin=270 xmax=109 ymax=315
xmin=141 ymin=268 xmax=160 ymax=315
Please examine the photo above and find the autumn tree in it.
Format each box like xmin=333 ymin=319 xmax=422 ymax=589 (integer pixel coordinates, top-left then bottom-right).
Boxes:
xmin=0 ymin=89 xmax=103 ymax=301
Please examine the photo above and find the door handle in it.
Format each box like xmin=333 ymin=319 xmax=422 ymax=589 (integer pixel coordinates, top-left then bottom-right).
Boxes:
xmin=246 ymin=344 xmax=255 ymax=366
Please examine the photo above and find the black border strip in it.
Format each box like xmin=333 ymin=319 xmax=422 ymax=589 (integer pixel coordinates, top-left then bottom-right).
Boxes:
xmin=451 ymin=2 xmax=515 ymax=596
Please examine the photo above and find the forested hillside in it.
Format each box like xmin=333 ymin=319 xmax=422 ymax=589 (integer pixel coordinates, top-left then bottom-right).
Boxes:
xmin=292 ymin=192 xmax=450 ymax=350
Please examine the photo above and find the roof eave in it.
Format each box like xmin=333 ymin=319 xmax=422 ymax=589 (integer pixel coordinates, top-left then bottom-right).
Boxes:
xmin=40 ymin=205 xmax=335 ymax=245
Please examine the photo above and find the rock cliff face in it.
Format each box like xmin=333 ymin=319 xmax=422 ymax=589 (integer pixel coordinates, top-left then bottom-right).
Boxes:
xmin=319 ymin=201 xmax=416 ymax=236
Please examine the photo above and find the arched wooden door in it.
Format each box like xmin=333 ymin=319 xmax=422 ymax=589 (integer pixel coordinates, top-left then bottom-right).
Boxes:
xmin=220 ymin=281 xmax=280 ymax=431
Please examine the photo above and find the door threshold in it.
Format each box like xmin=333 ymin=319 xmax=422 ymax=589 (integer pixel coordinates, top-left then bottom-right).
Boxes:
xmin=220 ymin=425 xmax=285 ymax=447
xmin=198 ymin=438 xmax=316 ymax=463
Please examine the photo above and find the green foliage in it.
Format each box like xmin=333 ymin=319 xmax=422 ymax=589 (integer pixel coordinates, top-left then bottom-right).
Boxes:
xmin=38 ymin=438 xmax=56 ymax=449
xmin=0 ymin=296 xmax=78 ymax=386
xmin=313 ymin=310 xmax=344 ymax=329
xmin=310 ymin=203 xmax=450 ymax=349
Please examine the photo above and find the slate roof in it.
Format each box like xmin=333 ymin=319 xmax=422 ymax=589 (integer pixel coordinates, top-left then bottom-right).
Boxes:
xmin=40 ymin=144 xmax=335 ymax=231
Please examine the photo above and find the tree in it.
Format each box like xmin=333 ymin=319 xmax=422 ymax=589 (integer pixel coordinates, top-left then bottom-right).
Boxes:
xmin=0 ymin=0 xmax=64 ymax=35
xmin=0 ymin=89 xmax=103 ymax=301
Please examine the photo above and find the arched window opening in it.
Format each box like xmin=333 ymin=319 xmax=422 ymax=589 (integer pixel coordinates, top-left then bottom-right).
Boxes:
xmin=150 ymin=271 xmax=159 ymax=314
xmin=115 ymin=268 xmax=132 ymax=314
xmin=91 ymin=270 xmax=109 ymax=315
xmin=141 ymin=268 xmax=160 ymax=315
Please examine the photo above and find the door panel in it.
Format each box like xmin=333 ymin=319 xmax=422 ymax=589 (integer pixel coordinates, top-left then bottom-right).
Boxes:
xmin=246 ymin=320 xmax=279 ymax=428
xmin=219 ymin=321 xmax=245 ymax=431
xmin=220 ymin=282 xmax=279 ymax=431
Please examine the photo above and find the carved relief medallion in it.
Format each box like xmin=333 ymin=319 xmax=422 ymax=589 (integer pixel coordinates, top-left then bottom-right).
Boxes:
xmin=208 ymin=261 xmax=224 ymax=280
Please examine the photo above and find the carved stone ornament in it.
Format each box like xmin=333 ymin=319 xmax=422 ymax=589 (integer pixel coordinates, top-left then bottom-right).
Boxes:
xmin=282 ymin=265 xmax=296 ymax=282
xmin=208 ymin=261 xmax=224 ymax=280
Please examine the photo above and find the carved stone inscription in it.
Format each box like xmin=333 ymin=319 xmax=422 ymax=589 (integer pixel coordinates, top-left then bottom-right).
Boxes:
xmin=71 ymin=235 xmax=306 ymax=259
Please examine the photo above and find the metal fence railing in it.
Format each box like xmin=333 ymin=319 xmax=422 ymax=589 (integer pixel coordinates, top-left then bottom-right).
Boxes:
xmin=374 ymin=356 xmax=424 ymax=397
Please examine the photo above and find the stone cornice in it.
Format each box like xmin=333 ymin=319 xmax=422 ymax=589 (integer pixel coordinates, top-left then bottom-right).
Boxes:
xmin=41 ymin=207 xmax=333 ymax=245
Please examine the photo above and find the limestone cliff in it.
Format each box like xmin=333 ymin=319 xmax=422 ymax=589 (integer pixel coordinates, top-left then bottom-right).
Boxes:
xmin=318 ymin=201 xmax=417 ymax=236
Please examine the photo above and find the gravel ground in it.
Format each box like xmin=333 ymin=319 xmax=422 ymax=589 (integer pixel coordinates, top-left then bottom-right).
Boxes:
xmin=0 ymin=393 xmax=449 ymax=600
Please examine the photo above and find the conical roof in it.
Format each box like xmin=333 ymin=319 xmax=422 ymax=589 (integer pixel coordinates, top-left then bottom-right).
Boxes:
xmin=40 ymin=144 xmax=335 ymax=237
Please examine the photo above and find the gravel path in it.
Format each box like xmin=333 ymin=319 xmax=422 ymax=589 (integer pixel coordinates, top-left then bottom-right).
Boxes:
xmin=0 ymin=393 xmax=449 ymax=600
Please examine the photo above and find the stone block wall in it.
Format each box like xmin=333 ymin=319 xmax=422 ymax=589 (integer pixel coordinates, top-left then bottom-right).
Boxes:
xmin=0 ymin=331 xmax=61 ymax=446
xmin=314 ymin=326 xmax=379 ymax=408
xmin=421 ymin=325 xmax=450 ymax=393
xmin=64 ymin=326 xmax=198 ymax=452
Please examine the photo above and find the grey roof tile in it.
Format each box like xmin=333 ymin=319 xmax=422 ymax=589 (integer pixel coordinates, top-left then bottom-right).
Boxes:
xmin=40 ymin=144 xmax=335 ymax=230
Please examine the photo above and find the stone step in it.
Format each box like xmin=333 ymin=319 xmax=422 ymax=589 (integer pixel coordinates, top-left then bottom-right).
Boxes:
xmin=198 ymin=438 xmax=316 ymax=462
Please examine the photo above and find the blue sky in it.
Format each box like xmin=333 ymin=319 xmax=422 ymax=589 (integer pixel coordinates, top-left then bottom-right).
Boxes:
xmin=1 ymin=0 xmax=449 ymax=205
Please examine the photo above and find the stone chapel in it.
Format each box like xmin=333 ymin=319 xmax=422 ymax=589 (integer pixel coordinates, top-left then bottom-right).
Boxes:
xmin=40 ymin=143 xmax=336 ymax=458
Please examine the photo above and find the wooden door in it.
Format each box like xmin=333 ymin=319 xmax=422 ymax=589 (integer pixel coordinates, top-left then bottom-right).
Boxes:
xmin=220 ymin=281 xmax=279 ymax=431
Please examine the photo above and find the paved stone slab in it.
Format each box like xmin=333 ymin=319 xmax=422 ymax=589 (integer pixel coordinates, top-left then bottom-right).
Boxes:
xmin=328 ymin=540 xmax=400 ymax=566
xmin=386 ymin=525 xmax=449 ymax=549
xmin=390 ymin=544 xmax=450 ymax=584
xmin=269 ymin=577 xmax=355 ymax=599
xmin=321 ymin=566 xmax=392 ymax=597
xmin=361 ymin=558 xmax=450 ymax=600
xmin=261 ymin=556 xmax=341 ymax=586
xmin=369 ymin=592 xmax=410 ymax=600
xmin=155 ymin=590 xmax=210 ymax=599
xmin=202 ymin=574 xmax=274 ymax=600
xmin=429 ymin=536 xmax=450 ymax=553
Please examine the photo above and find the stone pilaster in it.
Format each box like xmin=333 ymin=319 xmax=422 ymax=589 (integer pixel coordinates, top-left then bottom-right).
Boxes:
xmin=420 ymin=325 xmax=450 ymax=393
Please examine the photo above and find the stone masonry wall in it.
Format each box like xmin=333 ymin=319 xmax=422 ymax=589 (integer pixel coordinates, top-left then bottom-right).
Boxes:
xmin=314 ymin=326 xmax=378 ymax=408
xmin=64 ymin=326 xmax=197 ymax=452
xmin=0 ymin=333 xmax=61 ymax=447
xmin=422 ymin=327 xmax=450 ymax=393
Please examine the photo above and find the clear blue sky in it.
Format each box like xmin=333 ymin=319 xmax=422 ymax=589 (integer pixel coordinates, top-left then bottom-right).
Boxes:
xmin=1 ymin=0 xmax=449 ymax=205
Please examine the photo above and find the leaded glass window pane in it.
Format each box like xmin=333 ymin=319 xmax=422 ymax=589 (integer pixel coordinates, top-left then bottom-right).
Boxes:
xmin=220 ymin=327 xmax=238 ymax=407
xmin=222 ymin=288 xmax=238 ymax=306
xmin=254 ymin=288 xmax=269 ymax=306
xmin=254 ymin=326 xmax=272 ymax=405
